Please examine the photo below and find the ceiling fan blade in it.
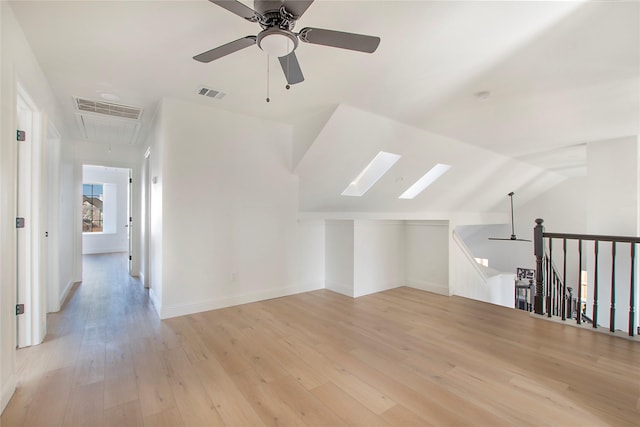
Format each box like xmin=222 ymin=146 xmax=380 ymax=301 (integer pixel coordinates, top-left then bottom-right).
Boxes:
xmin=488 ymin=236 xmax=532 ymax=242
xmin=209 ymin=0 xmax=259 ymax=21
xmin=278 ymin=52 xmax=304 ymax=85
xmin=298 ymin=27 xmax=380 ymax=53
xmin=282 ymin=0 xmax=314 ymax=18
xmin=193 ymin=36 xmax=256 ymax=63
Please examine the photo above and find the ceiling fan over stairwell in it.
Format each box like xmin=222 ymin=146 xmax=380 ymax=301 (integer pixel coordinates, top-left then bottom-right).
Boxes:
xmin=193 ymin=0 xmax=381 ymax=86
xmin=488 ymin=192 xmax=532 ymax=242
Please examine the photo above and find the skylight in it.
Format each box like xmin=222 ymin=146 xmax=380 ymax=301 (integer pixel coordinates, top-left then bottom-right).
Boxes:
xmin=399 ymin=163 xmax=451 ymax=199
xmin=342 ymin=151 xmax=401 ymax=197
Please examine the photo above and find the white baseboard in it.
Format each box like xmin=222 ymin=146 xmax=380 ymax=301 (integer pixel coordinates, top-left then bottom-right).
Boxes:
xmin=149 ymin=288 xmax=162 ymax=317
xmin=406 ymin=278 xmax=450 ymax=296
xmin=1 ymin=374 xmax=16 ymax=414
xmin=139 ymin=272 xmax=149 ymax=289
xmin=324 ymin=281 xmax=354 ymax=298
xmin=82 ymin=248 xmax=128 ymax=255
xmin=59 ymin=279 xmax=75 ymax=309
xmin=159 ymin=282 xmax=324 ymax=320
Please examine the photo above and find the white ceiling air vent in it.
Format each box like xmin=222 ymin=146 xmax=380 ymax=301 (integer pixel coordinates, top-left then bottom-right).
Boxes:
xmin=196 ymin=86 xmax=226 ymax=100
xmin=75 ymin=97 xmax=142 ymax=120
xmin=74 ymin=97 xmax=143 ymax=145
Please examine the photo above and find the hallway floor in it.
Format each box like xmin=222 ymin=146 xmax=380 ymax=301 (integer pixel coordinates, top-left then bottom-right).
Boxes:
xmin=1 ymin=253 xmax=639 ymax=426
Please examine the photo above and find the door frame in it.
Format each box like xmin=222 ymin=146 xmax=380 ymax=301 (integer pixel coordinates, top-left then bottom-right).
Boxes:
xmin=76 ymin=159 xmax=140 ymax=281
xmin=45 ymin=121 xmax=61 ymax=313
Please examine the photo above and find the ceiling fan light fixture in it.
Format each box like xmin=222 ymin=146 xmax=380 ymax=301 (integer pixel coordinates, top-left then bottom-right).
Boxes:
xmin=257 ymin=28 xmax=297 ymax=57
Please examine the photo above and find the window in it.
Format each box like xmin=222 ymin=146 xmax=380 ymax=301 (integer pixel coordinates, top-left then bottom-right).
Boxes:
xmin=342 ymin=151 xmax=401 ymax=197
xmin=83 ymin=184 xmax=104 ymax=232
xmin=475 ymin=257 xmax=489 ymax=267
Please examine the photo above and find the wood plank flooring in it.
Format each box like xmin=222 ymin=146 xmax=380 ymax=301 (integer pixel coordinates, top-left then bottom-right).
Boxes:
xmin=2 ymin=253 xmax=639 ymax=426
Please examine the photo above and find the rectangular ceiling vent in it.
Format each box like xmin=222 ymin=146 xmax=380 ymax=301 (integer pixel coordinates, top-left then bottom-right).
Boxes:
xmin=74 ymin=97 xmax=143 ymax=120
xmin=196 ymin=86 xmax=226 ymax=100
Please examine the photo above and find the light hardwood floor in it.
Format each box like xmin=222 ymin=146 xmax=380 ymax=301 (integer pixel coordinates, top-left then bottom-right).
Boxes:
xmin=2 ymin=253 xmax=639 ymax=426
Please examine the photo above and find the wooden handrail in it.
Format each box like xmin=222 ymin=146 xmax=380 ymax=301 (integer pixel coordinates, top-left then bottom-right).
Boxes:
xmin=543 ymin=232 xmax=640 ymax=244
xmin=534 ymin=218 xmax=638 ymax=337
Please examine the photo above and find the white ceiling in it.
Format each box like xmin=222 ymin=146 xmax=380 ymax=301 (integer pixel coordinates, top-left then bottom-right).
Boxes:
xmin=9 ymin=0 xmax=640 ymax=170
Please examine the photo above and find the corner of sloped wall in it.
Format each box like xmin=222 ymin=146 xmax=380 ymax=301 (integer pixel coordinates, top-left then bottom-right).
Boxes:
xmin=291 ymin=105 xmax=338 ymax=172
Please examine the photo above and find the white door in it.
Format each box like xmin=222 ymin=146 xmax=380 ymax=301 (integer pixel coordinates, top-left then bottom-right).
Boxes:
xmin=16 ymin=94 xmax=33 ymax=348
xmin=16 ymin=86 xmax=46 ymax=348
xmin=128 ymin=169 xmax=133 ymax=274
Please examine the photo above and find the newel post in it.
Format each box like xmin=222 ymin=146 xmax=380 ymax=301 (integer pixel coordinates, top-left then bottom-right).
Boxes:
xmin=534 ymin=218 xmax=545 ymax=315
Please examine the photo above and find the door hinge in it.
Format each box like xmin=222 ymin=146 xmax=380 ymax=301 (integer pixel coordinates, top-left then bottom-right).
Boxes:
xmin=129 ymin=178 xmax=132 ymax=184
xmin=129 ymin=255 xmax=132 ymax=261
xmin=16 ymin=217 xmax=25 ymax=228
xmin=16 ymin=304 xmax=25 ymax=315
xmin=17 ymin=130 xmax=25 ymax=141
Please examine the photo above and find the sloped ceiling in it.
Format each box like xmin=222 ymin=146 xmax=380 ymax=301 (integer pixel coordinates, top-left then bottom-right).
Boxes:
xmin=295 ymin=104 xmax=565 ymax=218
xmin=7 ymin=0 xmax=639 ymax=216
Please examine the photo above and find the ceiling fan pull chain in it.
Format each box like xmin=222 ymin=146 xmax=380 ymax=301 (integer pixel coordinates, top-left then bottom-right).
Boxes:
xmin=266 ymin=54 xmax=270 ymax=103
xmin=286 ymin=39 xmax=291 ymax=90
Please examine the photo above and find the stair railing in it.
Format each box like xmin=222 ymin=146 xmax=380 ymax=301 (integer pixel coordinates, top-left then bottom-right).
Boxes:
xmin=534 ymin=218 xmax=638 ymax=337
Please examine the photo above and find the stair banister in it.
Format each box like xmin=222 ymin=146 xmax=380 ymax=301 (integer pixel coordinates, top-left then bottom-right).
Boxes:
xmin=533 ymin=218 xmax=639 ymax=336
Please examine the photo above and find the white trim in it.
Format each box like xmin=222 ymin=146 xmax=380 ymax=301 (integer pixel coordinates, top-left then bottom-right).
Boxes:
xmin=1 ymin=374 xmax=17 ymax=414
xmin=354 ymin=219 xmax=405 ymax=226
xmin=406 ymin=278 xmax=450 ymax=296
xmin=82 ymin=247 xmax=129 ymax=255
xmin=58 ymin=279 xmax=75 ymax=311
xmin=451 ymin=229 xmax=488 ymax=280
xmin=149 ymin=287 xmax=161 ymax=317
xmin=405 ymin=220 xmax=449 ymax=227
xmin=159 ymin=282 xmax=324 ymax=319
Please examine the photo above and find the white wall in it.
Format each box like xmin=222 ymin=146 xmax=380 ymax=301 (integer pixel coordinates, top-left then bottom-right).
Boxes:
xmin=353 ymin=220 xmax=405 ymax=297
xmin=290 ymin=219 xmax=326 ymax=291
xmin=146 ymin=109 xmax=164 ymax=310
xmin=154 ymin=98 xmax=323 ymax=319
xmin=450 ymin=230 xmax=515 ymax=307
xmin=55 ymin=137 xmax=76 ymax=311
xmin=586 ymin=137 xmax=639 ymax=331
xmin=324 ymin=220 xmax=356 ymax=297
xmin=1 ymin=2 xmax=69 ymax=413
xmin=325 ymin=219 xmax=449 ymax=298
xmin=82 ymin=165 xmax=130 ymax=254
xmin=405 ymin=221 xmax=450 ymax=295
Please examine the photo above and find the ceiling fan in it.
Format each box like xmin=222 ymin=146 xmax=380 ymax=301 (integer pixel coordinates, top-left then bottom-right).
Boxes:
xmin=193 ymin=0 xmax=381 ymax=86
xmin=488 ymin=192 xmax=531 ymax=242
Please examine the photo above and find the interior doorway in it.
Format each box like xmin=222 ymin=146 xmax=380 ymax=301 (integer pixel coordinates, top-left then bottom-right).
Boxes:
xmin=81 ymin=165 xmax=133 ymax=265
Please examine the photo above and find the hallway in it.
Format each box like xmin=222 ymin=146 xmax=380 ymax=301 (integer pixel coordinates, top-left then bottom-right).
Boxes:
xmin=2 ymin=253 xmax=639 ymax=426
xmin=2 ymin=253 xmax=157 ymax=426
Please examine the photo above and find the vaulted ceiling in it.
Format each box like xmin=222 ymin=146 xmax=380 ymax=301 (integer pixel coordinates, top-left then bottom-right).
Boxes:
xmin=9 ymin=0 xmax=640 ymax=213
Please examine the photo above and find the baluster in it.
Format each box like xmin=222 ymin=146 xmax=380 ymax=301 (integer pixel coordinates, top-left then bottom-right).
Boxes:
xmin=555 ymin=271 xmax=561 ymax=316
xmin=547 ymin=239 xmax=553 ymax=317
xmin=553 ymin=271 xmax=560 ymax=316
xmin=593 ymin=241 xmax=599 ymax=328
xmin=562 ymin=238 xmax=567 ymax=321
xmin=629 ymin=243 xmax=635 ymax=337
xmin=533 ymin=219 xmax=544 ymax=315
xmin=610 ymin=241 xmax=616 ymax=333
xmin=577 ymin=239 xmax=582 ymax=325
